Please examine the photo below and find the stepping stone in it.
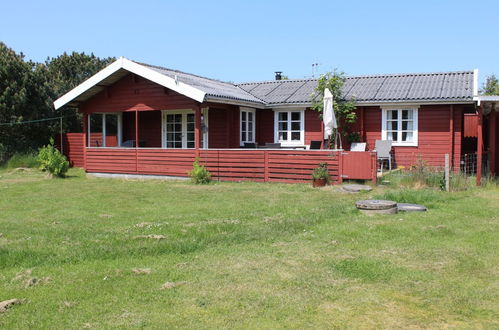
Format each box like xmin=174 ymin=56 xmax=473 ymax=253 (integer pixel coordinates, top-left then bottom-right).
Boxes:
xmin=342 ymin=184 xmax=373 ymax=192
xmin=356 ymin=199 xmax=398 ymax=215
xmin=397 ymin=203 xmax=427 ymax=212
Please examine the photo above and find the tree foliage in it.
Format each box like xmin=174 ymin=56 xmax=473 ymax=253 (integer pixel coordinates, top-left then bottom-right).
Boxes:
xmin=482 ymin=75 xmax=499 ymax=95
xmin=311 ymin=70 xmax=357 ymax=134
xmin=0 ymin=42 xmax=114 ymax=162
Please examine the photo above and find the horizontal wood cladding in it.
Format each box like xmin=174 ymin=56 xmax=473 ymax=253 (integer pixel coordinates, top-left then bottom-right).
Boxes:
xmin=256 ymin=109 xmax=274 ymax=145
xmin=56 ymin=133 xmax=84 ymax=168
xmin=83 ymin=147 xmax=343 ymax=184
xmin=363 ymin=105 xmax=464 ymax=168
xmin=80 ymin=74 xmax=199 ymax=113
xmin=208 ymin=106 xmax=239 ymax=148
xmin=304 ymin=109 xmax=322 ymax=145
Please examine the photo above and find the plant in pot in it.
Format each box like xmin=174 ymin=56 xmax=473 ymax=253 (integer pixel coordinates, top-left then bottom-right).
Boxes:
xmin=312 ymin=162 xmax=330 ymax=187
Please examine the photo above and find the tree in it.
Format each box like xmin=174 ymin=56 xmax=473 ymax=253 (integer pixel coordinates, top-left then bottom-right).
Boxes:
xmin=482 ymin=75 xmax=499 ymax=95
xmin=311 ymin=70 xmax=357 ymax=146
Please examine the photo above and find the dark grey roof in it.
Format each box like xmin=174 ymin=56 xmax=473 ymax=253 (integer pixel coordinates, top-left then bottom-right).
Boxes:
xmin=237 ymin=71 xmax=475 ymax=105
xmin=138 ymin=62 xmax=265 ymax=105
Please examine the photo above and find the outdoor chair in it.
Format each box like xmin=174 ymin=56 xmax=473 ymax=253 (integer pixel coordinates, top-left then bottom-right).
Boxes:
xmin=309 ymin=140 xmax=322 ymax=150
xmin=374 ymin=140 xmax=392 ymax=174
xmin=350 ymin=142 xmax=366 ymax=151
xmin=265 ymin=143 xmax=281 ymax=149
xmin=243 ymin=142 xmax=257 ymax=148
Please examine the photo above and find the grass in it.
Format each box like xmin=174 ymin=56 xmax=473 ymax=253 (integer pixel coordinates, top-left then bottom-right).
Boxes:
xmin=3 ymin=153 xmax=39 ymax=169
xmin=0 ymin=168 xmax=498 ymax=328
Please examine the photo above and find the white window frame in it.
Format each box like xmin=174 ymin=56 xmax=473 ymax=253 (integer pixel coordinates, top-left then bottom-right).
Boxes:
xmin=87 ymin=112 xmax=122 ymax=147
xmin=381 ymin=106 xmax=419 ymax=147
xmin=240 ymin=107 xmax=256 ymax=146
xmin=273 ymin=109 xmax=305 ymax=146
xmin=161 ymin=109 xmax=196 ymax=149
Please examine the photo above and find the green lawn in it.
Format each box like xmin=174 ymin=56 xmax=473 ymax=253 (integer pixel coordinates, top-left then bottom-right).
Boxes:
xmin=0 ymin=168 xmax=498 ymax=328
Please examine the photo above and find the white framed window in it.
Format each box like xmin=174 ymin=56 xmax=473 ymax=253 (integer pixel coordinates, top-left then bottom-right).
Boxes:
xmin=381 ymin=107 xmax=418 ymax=146
xmin=240 ymin=107 xmax=255 ymax=146
xmin=274 ymin=110 xmax=305 ymax=146
xmin=88 ymin=113 xmax=122 ymax=147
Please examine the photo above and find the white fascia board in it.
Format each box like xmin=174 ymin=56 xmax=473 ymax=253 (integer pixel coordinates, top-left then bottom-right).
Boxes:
xmin=54 ymin=58 xmax=125 ymax=110
xmin=121 ymin=59 xmax=205 ymax=103
xmin=53 ymin=57 xmax=206 ymax=110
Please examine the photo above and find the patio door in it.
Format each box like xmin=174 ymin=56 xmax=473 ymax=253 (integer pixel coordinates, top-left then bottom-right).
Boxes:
xmin=162 ymin=110 xmax=195 ymax=148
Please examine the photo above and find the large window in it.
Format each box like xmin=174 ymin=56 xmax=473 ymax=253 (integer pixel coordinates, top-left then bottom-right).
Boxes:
xmin=382 ymin=108 xmax=418 ymax=146
xmin=240 ymin=108 xmax=255 ymax=145
xmin=88 ymin=113 xmax=122 ymax=147
xmin=274 ymin=110 xmax=304 ymax=146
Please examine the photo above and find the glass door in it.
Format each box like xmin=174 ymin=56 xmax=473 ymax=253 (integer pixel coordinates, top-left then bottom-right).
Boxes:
xmin=163 ymin=111 xmax=195 ymax=148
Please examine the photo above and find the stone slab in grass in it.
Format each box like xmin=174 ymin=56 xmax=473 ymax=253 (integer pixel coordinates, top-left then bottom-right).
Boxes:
xmin=397 ymin=203 xmax=427 ymax=212
xmin=339 ymin=184 xmax=373 ymax=193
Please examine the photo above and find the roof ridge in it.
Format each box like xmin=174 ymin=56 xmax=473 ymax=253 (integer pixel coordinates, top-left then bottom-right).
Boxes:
xmin=135 ymin=61 xmax=237 ymax=87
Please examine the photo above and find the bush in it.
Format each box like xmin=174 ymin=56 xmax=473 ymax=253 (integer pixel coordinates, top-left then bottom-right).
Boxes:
xmin=312 ymin=162 xmax=330 ymax=181
xmin=188 ymin=159 xmax=211 ymax=184
xmin=37 ymin=138 xmax=69 ymax=177
xmin=6 ymin=153 xmax=39 ymax=168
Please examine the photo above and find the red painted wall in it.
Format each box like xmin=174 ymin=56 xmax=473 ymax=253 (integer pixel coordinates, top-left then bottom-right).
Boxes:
xmin=256 ymin=109 xmax=274 ymax=145
xmin=207 ymin=106 xmax=239 ymax=148
xmin=362 ymin=105 xmax=464 ymax=168
xmin=304 ymin=109 xmax=323 ymax=145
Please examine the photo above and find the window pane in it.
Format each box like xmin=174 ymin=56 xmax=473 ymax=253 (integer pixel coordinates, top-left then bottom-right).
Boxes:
xmin=241 ymin=131 xmax=246 ymax=142
xmin=167 ymin=141 xmax=173 ymax=148
xmin=402 ymin=121 xmax=413 ymax=130
xmin=390 ymin=121 xmax=398 ymax=130
xmin=248 ymin=122 xmax=253 ymax=131
xmin=187 ymin=133 xmax=194 ymax=141
xmin=388 ymin=110 xmax=398 ymax=120
xmin=279 ymin=112 xmax=288 ymax=121
xmin=175 ymin=124 xmax=182 ymax=131
xmin=248 ymin=132 xmax=253 ymax=141
xmin=402 ymin=132 xmax=413 ymax=142
xmin=279 ymin=122 xmax=288 ymax=131
xmin=248 ymin=112 xmax=253 ymax=121
xmin=187 ymin=123 xmax=194 ymax=131
xmin=174 ymin=133 xmax=182 ymax=141
xmin=291 ymin=112 xmax=301 ymax=121
xmin=186 ymin=113 xmax=194 ymax=122
xmin=291 ymin=132 xmax=301 ymax=141
xmin=174 ymin=141 xmax=182 ymax=148
xmin=187 ymin=141 xmax=194 ymax=148
xmin=390 ymin=132 xmax=398 ymax=141
xmin=291 ymin=122 xmax=300 ymax=130
xmin=279 ymin=132 xmax=288 ymax=141
xmin=89 ymin=114 xmax=103 ymax=147
xmin=402 ymin=110 xmax=413 ymax=120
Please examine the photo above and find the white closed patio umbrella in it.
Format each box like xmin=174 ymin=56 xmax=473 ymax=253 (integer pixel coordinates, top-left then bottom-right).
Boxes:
xmin=323 ymin=88 xmax=340 ymax=149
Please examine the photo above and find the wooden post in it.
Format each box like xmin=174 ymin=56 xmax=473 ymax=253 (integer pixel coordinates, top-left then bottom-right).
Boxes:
xmin=135 ymin=110 xmax=139 ymax=173
xmin=83 ymin=113 xmax=88 ymax=171
xmin=337 ymin=151 xmax=343 ymax=184
xmin=360 ymin=106 xmax=365 ymax=142
xmin=263 ymin=150 xmax=269 ymax=182
xmin=477 ymin=106 xmax=483 ymax=186
xmin=449 ymin=105 xmax=454 ymax=171
xmin=371 ymin=151 xmax=377 ymax=184
xmin=195 ymin=106 xmax=201 ymax=158
xmin=489 ymin=104 xmax=496 ymax=176
xmin=445 ymin=153 xmax=450 ymax=192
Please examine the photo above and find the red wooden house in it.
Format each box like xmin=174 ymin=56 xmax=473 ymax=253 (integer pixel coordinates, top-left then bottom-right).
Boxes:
xmin=54 ymin=57 xmax=499 ymax=184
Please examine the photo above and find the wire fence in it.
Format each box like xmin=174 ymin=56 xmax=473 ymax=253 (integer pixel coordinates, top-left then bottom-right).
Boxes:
xmin=460 ymin=152 xmax=488 ymax=176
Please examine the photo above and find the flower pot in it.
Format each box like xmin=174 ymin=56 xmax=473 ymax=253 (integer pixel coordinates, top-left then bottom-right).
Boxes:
xmin=312 ymin=178 xmax=327 ymax=187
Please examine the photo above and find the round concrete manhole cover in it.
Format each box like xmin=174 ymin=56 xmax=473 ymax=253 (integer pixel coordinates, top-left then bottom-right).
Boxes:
xmin=356 ymin=199 xmax=397 ymax=210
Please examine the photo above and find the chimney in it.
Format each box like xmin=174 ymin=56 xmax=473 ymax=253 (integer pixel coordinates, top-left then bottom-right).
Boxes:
xmin=275 ymin=71 xmax=282 ymax=80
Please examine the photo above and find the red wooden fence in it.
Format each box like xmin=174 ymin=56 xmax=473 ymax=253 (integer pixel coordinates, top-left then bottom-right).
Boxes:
xmin=58 ymin=134 xmax=376 ymax=183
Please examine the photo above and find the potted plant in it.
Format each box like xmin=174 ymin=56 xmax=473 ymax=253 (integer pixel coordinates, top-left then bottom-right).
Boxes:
xmin=312 ymin=162 xmax=330 ymax=187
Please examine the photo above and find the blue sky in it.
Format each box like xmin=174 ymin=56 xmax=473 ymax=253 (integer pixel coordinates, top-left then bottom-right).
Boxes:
xmin=1 ymin=0 xmax=498 ymax=85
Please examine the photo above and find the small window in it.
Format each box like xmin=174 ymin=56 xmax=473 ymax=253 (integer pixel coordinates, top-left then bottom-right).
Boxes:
xmin=382 ymin=108 xmax=418 ymax=146
xmin=274 ymin=110 xmax=304 ymax=146
xmin=88 ymin=113 xmax=122 ymax=147
xmin=240 ymin=108 xmax=255 ymax=146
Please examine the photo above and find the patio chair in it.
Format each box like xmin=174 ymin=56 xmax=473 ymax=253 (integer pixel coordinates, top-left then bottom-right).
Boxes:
xmin=350 ymin=142 xmax=366 ymax=151
xmin=265 ymin=143 xmax=281 ymax=149
xmin=374 ymin=140 xmax=392 ymax=174
xmin=243 ymin=142 xmax=257 ymax=148
xmin=309 ymin=140 xmax=322 ymax=150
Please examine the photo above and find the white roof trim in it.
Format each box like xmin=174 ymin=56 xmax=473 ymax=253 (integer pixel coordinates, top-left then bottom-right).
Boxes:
xmin=53 ymin=57 xmax=206 ymax=109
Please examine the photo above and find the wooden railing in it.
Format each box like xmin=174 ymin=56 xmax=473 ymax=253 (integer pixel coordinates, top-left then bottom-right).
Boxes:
xmin=58 ymin=134 xmax=376 ymax=184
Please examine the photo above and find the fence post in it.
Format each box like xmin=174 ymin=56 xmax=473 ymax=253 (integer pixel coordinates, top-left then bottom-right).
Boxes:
xmin=445 ymin=153 xmax=450 ymax=192
xmin=371 ymin=152 xmax=377 ymax=184
xmin=337 ymin=151 xmax=343 ymax=184
xmin=264 ymin=150 xmax=269 ymax=182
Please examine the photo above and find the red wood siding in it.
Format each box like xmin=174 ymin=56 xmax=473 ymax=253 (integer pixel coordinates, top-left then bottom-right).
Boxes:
xmin=56 ymin=133 xmax=84 ymax=167
xmin=256 ymin=109 xmax=274 ymax=145
xmin=304 ymin=109 xmax=323 ymax=145
xmin=341 ymin=151 xmax=377 ymax=180
xmin=363 ymin=105 xmax=463 ymax=168
xmin=80 ymin=74 xmax=198 ymax=113
xmin=464 ymin=113 xmax=479 ymax=138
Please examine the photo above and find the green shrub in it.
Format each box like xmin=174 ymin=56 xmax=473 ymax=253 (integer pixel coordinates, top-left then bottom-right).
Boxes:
xmin=188 ymin=159 xmax=211 ymax=184
xmin=6 ymin=153 xmax=39 ymax=168
xmin=312 ymin=162 xmax=330 ymax=181
xmin=37 ymin=138 xmax=69 ymax=177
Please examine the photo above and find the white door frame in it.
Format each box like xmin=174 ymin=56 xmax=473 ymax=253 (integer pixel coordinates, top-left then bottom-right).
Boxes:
xmin=161 ymin=109 xmax=194 ymax=149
